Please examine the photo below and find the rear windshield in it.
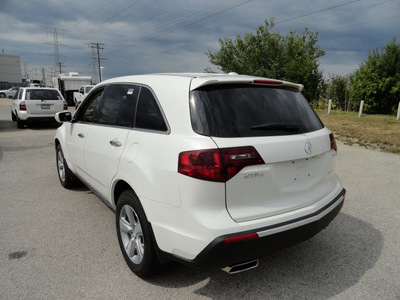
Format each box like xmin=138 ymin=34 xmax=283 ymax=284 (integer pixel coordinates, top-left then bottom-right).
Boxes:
xmin=26 ymin=89 xmax=62 ymax=100
xmin=190 ymin=84 xmax=324 ymax=137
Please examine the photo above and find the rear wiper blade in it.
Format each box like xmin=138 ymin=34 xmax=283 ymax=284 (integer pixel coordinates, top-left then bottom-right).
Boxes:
xmin=250 ymin=123 xmax=301 ymax=132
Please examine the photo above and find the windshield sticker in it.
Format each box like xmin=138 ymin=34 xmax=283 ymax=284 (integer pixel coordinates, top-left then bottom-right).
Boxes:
xmin=127 ymin=89 xmax=134 ymax=95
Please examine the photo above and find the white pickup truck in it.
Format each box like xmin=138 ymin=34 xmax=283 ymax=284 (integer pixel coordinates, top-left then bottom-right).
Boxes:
xmin=73 ymin=85 xmax=94 ymax=107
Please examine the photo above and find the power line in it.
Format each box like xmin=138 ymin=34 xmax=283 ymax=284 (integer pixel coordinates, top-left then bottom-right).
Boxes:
xmin=82 ymin=0 xmax=141 ymax=36
xmin=109 ymin=0 xmax=253 ymax=54
xmin=276 ymin=0 xmax=363 ymax=25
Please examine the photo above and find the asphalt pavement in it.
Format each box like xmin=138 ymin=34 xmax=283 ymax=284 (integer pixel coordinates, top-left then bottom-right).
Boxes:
xmin=1 ymin=99 xmax=399 ymax=299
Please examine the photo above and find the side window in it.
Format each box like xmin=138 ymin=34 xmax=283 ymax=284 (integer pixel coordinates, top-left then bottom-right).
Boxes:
xmin=135 ymin=87 xmax=168 ymax=132
xmin=98 ymin=85 xmax=139 ymax=127
xmin=14 ymin=89 xmax=20 ymax=100
xmin=18 ymin=89 xmax=23 ymax=100
xmin=78 ymin=88 xmax=104 ymax=123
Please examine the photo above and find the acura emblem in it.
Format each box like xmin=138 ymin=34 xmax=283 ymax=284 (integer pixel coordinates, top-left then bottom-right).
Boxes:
xmin=304 ymin=142 xmax=313 ymax=155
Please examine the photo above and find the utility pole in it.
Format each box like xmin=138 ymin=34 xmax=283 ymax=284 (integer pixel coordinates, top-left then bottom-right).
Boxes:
xmin=42 ymin=26 xmax=67 ymax=75
xmin=89 ymin=42 xmax=107 ymax=82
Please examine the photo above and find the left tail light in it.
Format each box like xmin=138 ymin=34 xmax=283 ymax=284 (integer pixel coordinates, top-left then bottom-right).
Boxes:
xmin=63 ymin=101 xmax=68 ymax=110
xmin=178 ymin=146 xmax=265 ymax=182
xmin=19 ymin=101 xmax=26 ymax=111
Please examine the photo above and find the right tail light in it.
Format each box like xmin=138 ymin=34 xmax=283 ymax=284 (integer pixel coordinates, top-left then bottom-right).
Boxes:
xmin=178 ymin=146 xmax=265 ymax=182
xmin=330 ymin=133 xmax=337 ymax=152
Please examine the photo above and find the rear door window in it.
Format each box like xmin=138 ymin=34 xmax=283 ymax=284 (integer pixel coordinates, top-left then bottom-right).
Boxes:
xmin=190 ymin=84 xmax=324 ymax=137
xmin=134 ymin=87 xmax=168 ymax=132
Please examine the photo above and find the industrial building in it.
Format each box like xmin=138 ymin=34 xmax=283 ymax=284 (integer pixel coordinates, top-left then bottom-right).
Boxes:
xmin=0 ymin=53 xmax=22 ymax=89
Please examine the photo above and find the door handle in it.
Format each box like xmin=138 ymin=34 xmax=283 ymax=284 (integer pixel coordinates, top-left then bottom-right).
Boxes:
xmin=110 ymin=140 xmax=122 ymax=147
xmin=78 ymin=133 xmax=85 ymax=138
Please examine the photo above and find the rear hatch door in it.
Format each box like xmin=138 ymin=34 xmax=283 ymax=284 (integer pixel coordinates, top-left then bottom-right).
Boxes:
xmin=24 ymin=89 xmax=64 ymax=114
xmin=212 ymin=132 xmax=338 ymax=222
xmin=189 ymin=82 xmax=339 ymax=222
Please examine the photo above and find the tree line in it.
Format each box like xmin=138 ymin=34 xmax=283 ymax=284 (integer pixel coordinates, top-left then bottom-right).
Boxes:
xmin=205 ymin=18 xmax=400 ymax=115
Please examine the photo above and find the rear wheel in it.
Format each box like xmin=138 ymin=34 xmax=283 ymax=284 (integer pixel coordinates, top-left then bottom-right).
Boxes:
xmin=56 ymin=144 xmax=80 ymax=188
xmin=11 ymin=110 xmax=16 ymax=122
xmin=116 ymin=190 xmax=160 ymax=278
xmin=16 ymin=116 xmax=25 ymax=129
xmin=0 ymin=93 xmax=5 ymax=98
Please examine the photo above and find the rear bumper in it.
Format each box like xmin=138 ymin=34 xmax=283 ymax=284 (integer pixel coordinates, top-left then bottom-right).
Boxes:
xmin=175 ymin=188 xmax=345 ymax=269
xmin=18 ymin=112 xmax=56 ymax=122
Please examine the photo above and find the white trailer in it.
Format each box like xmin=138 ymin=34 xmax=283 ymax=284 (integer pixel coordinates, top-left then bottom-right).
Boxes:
xmin=52 ymin=72 xmax=92 ymax=105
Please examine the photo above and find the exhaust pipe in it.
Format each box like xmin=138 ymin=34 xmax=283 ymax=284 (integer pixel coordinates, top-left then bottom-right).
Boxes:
xmin=222 ymin=259 xmax=259 ymax=274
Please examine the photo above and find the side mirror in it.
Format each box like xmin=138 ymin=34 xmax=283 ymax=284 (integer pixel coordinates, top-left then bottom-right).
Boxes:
xmin=55 ymin=111 xmax=72 ymax=123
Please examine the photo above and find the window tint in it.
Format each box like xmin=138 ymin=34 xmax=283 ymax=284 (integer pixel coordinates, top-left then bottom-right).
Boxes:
xmin=135 ymin=87 xmax=167 ymax=131
xmin=25 ymin=89 xmax=62 ymax=100
xmin=79 ymin=88 xmax=104 ymax=123
xmin=14 ymin=89 xmax=21 ymax=100
xmin=98 ymin=85 xmax=139 ymax=127
xmin=190 ymin=85 xmax=324 ymax=137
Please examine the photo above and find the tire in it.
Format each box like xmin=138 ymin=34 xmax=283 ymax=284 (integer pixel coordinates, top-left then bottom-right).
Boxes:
xmin=56 ymin=144 xmax=80 ymax=189
xmin=116 ymin=190 xmax=160 ymax=278
xmin=0 ymin=93 xmax=5 ymax=98
xmin=16 ymin=116 xmax=25 ymax=129
xmin=11 ymin=110 xmax=16 ymax=122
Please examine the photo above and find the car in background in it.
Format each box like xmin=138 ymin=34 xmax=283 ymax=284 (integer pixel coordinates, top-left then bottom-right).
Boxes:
xmin=0 ymin=86 xmax=19 ymax=98
xmin=11 ymin=87 xmax=68 ymax=128
xmin=54 ymin=73 xmax=345 ymax=277
xmin=73 ymin=84 xmax=95 ymax=108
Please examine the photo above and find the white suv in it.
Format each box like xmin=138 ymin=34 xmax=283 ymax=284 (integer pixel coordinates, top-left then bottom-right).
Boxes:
xmin=54 ymin=73 xmax=345 ymax=277
xmin=11 ymin=87 xmax=67 ymax=128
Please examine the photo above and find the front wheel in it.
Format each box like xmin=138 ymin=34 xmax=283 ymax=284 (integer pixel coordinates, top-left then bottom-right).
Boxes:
xmin=0 ymin=93 xmax=5 ymax=98
xmin=116 ymin=190 xmax=160 ymax=278
xmin=56 ymin=144 xmax=80 ymax=189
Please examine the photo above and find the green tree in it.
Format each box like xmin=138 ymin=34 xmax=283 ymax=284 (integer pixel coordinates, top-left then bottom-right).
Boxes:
xmin=205 ymin=18 xmax=326 ymax=101
xmin=325 ymin=75 xmax=351 ymax=111
xmin=350 ymin=38 xmax=400 ymax=114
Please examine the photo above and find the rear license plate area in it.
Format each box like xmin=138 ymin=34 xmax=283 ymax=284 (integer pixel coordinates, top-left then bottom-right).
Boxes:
xmin=41 ymin=104 xmax=50 ymax=109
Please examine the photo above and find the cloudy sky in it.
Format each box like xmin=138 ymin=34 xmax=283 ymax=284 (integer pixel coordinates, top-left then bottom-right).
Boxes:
xmin=0 ymin=0 xmax=399 ymax=83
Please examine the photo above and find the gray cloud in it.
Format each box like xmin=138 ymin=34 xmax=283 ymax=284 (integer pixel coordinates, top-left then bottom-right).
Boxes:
xmin=1 ymin=0 xmax=399 ymax=81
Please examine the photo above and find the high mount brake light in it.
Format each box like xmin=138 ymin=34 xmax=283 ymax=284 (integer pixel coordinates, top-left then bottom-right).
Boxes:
xmin=253 ymin=79 xmax=283 ymax=85
xmin=178 ymin=146 xmax=265 ymax=182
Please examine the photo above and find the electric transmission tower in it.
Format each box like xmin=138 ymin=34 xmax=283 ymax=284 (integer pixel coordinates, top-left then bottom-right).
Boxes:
xmin=42 ymin=26 xmax=67 ymax=75
xmin=89 ymin=42 xmax=107 ymax=82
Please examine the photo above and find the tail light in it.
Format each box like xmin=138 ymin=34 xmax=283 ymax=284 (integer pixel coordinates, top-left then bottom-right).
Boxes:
xmin=63 ymin=101 xmax=68 ymax=110
xmin=224 ymin=232 xmax=259 ymax=244
xmin=330 ymin=133 xmax=337 ymax=152
xmin=19 ymin=101 xmax=26 ymax=111
xmin=178 ymin=146 xmax=265 ymax=182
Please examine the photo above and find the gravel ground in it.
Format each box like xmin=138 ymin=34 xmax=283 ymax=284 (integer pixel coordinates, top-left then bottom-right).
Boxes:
xmin=1 ymin=101 xmax=399 ymax=299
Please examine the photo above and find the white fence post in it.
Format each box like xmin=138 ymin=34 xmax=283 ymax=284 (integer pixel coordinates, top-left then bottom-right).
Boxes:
xmin=328 ymin=99 xmax=332 ymax=115
xmin=358 ymin=100 xmax=364 ymax=118
xmin=397 ymin=102 xmax=400 ymax=121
